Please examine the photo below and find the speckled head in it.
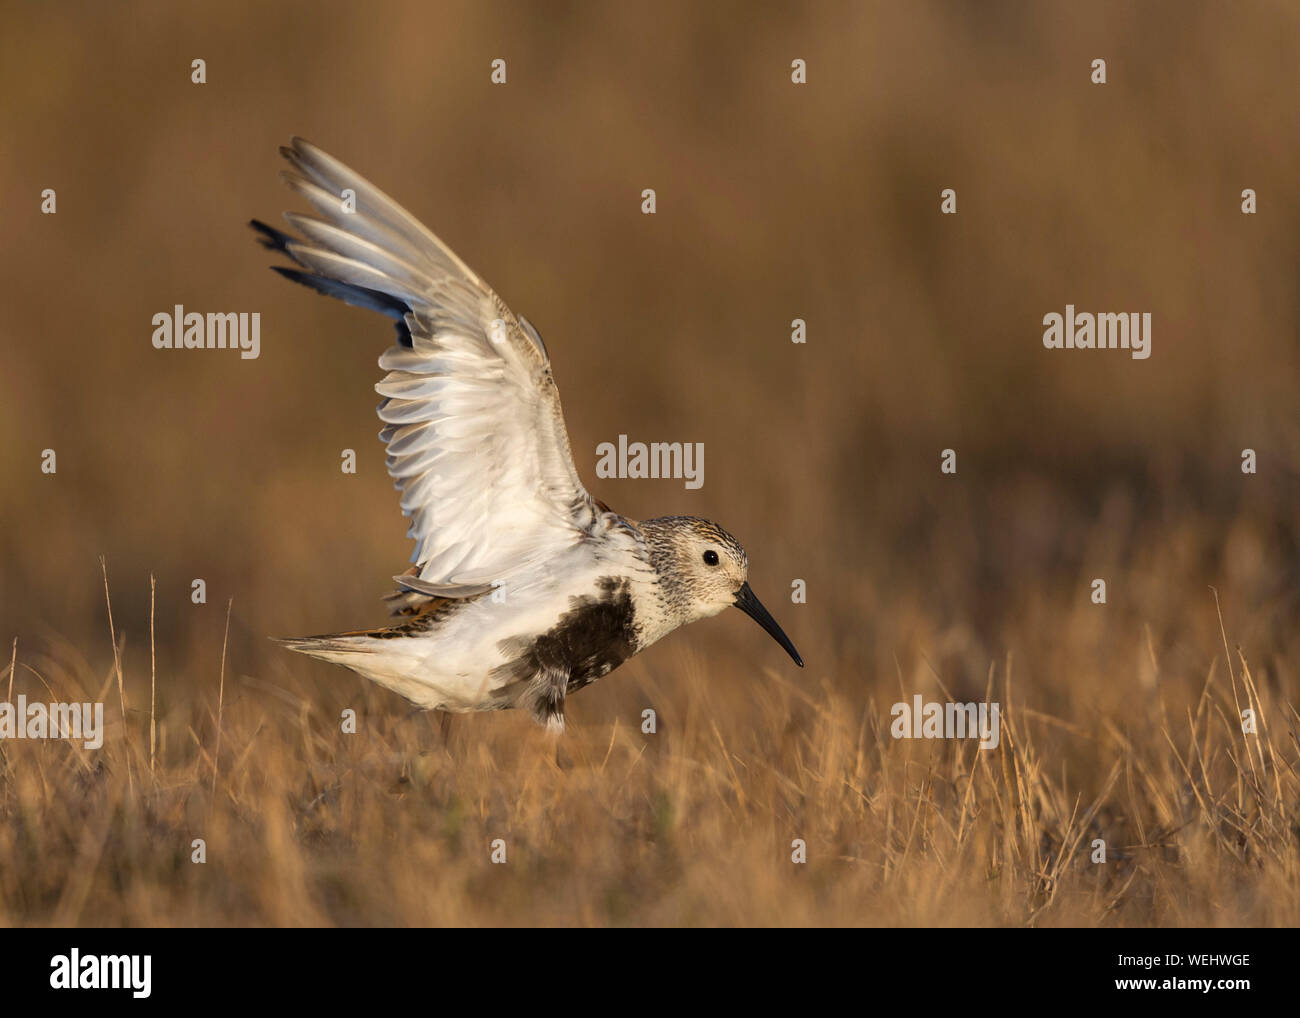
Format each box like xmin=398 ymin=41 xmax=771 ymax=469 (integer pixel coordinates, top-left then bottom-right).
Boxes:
xmin=641 ymin=515 xmax=803 ymax=666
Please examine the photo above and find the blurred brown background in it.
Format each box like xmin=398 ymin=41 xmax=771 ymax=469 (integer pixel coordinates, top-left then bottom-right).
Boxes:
xmin=2 ymin=0 xmax=1298 ymax=724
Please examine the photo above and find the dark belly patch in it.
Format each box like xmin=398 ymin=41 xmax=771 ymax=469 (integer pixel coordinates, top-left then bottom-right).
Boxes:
xmin=492 ymin=576 xmax=638 ymax=699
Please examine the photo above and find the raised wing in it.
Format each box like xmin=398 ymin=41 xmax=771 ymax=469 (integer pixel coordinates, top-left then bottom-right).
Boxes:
xmin=253 ymin=138 xmax=601 ymax=596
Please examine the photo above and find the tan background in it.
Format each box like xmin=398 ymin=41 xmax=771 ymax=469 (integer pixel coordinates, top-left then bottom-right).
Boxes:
xmin=0 ymin=1 xmax=1298 ymax=926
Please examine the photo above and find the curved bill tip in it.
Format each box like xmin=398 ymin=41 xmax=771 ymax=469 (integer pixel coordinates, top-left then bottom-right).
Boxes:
xmin=734 ymin=582 xmax=804 ymax=667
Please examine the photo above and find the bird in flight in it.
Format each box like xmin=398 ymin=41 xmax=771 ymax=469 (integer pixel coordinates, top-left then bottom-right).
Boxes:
xmin=252 ymin=138 xmax=802 ymax=732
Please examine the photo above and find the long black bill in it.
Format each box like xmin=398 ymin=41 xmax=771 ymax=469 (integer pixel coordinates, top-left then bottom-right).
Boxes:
xmin=733 ymin=582 xmax=804 ymax=667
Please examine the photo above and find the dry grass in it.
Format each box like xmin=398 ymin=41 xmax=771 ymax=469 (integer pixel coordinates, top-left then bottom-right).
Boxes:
xmin=1 ymin=538 xmax=1296 ymax=927
xmin=1 ymin=1 xmax=1299 ymax=927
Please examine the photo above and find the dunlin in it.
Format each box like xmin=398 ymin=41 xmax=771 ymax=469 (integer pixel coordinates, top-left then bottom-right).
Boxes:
xmin=252 ymin=138 xmax=802 ymax=732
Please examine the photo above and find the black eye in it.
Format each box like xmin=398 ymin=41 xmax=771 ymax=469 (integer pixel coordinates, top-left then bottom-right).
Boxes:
xmin=703 ymin=550 xmax=719 ymax=566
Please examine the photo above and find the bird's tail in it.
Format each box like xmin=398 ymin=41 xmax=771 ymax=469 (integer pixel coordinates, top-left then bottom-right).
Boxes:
xmin=273 ymin=632 xmax=379 ymax=663
xmin=273 ymin=631 xmax=456 ymax=711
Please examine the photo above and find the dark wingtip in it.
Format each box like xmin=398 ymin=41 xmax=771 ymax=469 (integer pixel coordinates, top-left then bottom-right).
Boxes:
xmin=269 ymin=265 xmax=309 ymax=284
xmin=249 ymin=218 xmax=293 ymax=252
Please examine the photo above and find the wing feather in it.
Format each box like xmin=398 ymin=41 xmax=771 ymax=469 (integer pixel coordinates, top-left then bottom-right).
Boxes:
xmin=255 ymin=137 xmax=602 ymax=595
